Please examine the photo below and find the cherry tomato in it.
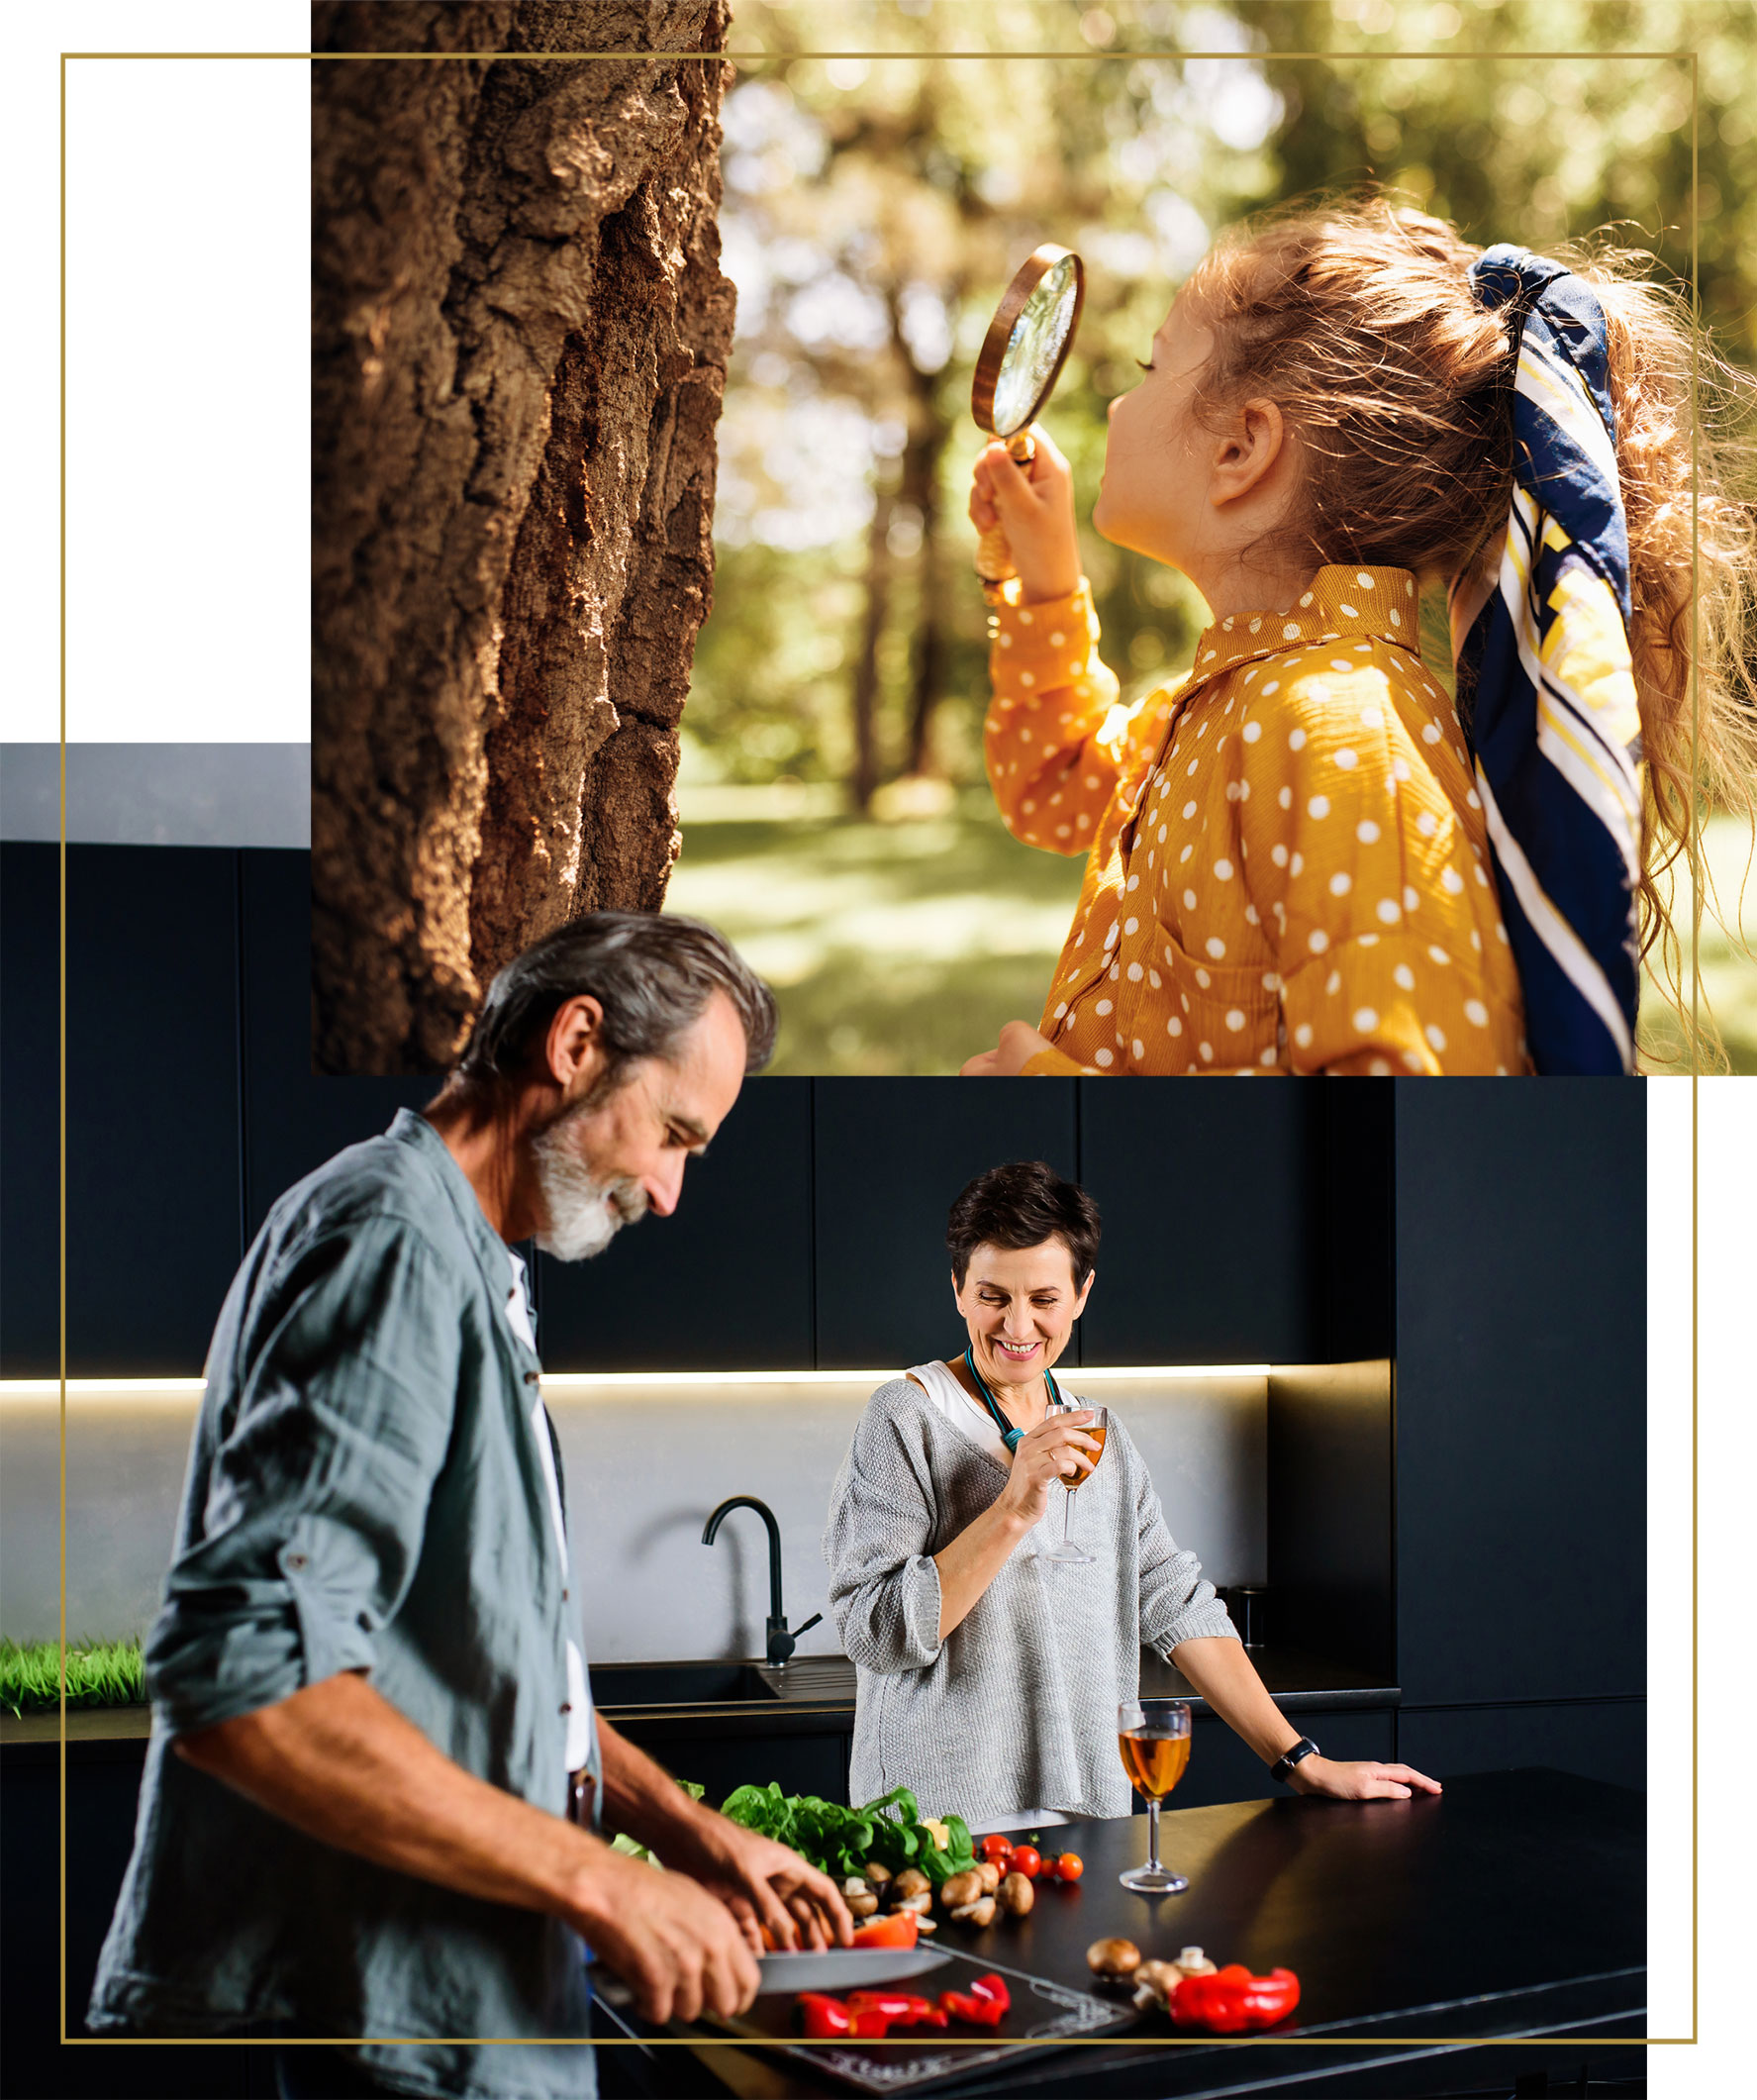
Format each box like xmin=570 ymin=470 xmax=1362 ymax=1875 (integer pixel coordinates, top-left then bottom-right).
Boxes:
xmin=977 ymin=1834 xmax=1015 ymax=1864
xmin=1010 ymin=1845 xmax=1042 ymax=1880
xmin=1053 ymin=1851 xmax=1084 ymax=1881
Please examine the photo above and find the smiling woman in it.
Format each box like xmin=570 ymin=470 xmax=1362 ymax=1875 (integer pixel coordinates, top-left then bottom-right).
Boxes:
xmin=823 ymin=1159 xmax=1438 ymax=1835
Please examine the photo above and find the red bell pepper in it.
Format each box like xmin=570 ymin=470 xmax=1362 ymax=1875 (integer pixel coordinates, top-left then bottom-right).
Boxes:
xmin=1169 ymin=1964 xmax=1301 ymax=2034
xmin=797 ymin=1991 xmax=900 ymax=2039
xmin=939 ymin=1972 xmax=1012 ymax=2027
xmin=849 ymin=1911 xmax=919 ymax=1950
xmin=845 ymin=1990 xmax=948 ymax=2029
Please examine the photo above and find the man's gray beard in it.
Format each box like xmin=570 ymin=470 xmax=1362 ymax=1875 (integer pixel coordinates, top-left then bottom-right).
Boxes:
xmin=529 ymin=1108 xmax=648 ymax=1263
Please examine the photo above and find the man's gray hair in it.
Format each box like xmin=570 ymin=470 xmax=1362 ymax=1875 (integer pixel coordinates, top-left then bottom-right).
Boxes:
xmin=455 ymin=914 xmax=777 ymax=1086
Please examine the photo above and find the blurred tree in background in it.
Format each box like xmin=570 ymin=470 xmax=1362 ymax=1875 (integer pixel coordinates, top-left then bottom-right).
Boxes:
xmin=669 ymin=0 xmax=1756 ymax=1071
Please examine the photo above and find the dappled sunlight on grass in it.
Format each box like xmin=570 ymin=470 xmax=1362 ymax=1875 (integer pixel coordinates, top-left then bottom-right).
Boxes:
xmin=672 ymin=799 xmax=1757 ymax=1077
xmin=668 ymin=795 xmax=1084 ymax=1073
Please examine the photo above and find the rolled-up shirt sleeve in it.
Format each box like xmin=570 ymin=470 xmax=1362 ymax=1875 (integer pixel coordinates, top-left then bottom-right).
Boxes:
xmin=1132 ymin=1458 xmax=1238 ymax=1658
xmin=824 ymin=1402 xmax=944 ymax=1674
xmin=146 ymin=1219 xmax=462 ymax=1737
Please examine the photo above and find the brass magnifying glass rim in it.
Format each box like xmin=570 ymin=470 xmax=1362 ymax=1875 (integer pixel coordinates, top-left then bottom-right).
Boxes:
xmin=970 ymin=243 xmax=1086 ymax=438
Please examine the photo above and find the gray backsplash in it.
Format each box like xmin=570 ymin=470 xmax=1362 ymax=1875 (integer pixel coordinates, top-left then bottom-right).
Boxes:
xmin=2 ymin=1372 xmax=1266 ymax=1655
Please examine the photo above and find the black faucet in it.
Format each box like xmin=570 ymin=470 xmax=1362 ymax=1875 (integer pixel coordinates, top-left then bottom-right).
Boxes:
xmin=702 ymin=1495 xmax=823 ymax=1668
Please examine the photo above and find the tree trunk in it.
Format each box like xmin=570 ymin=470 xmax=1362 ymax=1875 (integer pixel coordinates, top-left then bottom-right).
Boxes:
xmin=311 ymin=0 xmax=734 ymax=1074
xmin=900 ymin=361 xmax=951 ymax=779
xmin=848 ymin=477 xmax=895 ymax=813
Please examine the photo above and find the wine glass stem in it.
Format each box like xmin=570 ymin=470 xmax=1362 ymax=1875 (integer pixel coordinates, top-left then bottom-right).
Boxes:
xmin=1062 ymin=1486 xmax=1074 ymax=1550
xmin=1146 ymin=1795 xmax=1161 ymax=1873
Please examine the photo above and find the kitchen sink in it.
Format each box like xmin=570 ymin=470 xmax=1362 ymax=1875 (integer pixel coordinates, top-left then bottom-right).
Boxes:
xmin=589 ymin=1661 xmax=781 ymax=1708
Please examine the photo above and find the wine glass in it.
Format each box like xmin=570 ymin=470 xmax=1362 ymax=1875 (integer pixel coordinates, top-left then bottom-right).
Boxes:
xmin=1118 ymin=1698 xmax=1192 ymax=1894
xmin=1040 ymin=1401 xmax=1108 ymax=1566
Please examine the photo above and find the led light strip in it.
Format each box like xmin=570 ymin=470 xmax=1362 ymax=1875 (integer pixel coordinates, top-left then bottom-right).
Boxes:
xmin=2 ymin=1364 xmax=1273 ymax=1399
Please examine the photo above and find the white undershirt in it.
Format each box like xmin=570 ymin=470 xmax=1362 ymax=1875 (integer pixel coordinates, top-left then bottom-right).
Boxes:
xmin=508 ymin=1253 xmax=593 ymax=1775
xmin=904 ymin=1362 xmax=1070 ymax=1833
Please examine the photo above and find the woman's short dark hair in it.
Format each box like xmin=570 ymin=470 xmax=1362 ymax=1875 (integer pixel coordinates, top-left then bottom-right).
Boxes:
xmin=946 ymin=1161 xmax=1101 ymax=1290
xmin=454 ymin=913 xmax=777 ymax=1087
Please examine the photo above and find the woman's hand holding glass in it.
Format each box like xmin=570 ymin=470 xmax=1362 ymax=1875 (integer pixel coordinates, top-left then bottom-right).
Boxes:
xmin=997 ymin=1409 xmax=1102 ymax=1531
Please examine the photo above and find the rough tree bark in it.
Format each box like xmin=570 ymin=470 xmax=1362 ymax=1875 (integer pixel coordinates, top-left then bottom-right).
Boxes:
xmin=311 ymin=0 xmax=734 ymax=1073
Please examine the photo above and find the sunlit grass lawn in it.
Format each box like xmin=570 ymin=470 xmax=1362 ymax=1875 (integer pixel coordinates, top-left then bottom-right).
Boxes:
xmin=670 ymin=791 xmax=1757 ymax=1076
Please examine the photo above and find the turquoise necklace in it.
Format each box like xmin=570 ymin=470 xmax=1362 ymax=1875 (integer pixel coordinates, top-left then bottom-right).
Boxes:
xmin=963 ymin=1343 xmax=1064 ymax=1453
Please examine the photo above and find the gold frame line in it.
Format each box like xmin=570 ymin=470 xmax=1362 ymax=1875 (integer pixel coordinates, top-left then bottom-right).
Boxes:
xmin=55 ymin=32 xmax=1694 ymax=2061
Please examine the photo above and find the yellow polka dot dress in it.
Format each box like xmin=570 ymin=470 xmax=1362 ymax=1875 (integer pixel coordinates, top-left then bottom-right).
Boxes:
xmin=984 ymin=564 xmax=1528 ymax=1075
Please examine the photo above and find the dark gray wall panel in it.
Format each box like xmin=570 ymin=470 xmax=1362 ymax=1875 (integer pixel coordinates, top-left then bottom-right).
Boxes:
xmin=1076 ymin=1083 xmax=1322 ymax=1364
xmin=538 ymin=1077 xmax=815 ymax=1372
xmin=0 ymin=844 xmax=58 ymax=1375
xmin=1394 ymin=1081 xmax=1646 ymax=1707
xmin=1172 ymin=1707 xmax=1395 ymax=1812
xmin=1398 ymin=1701 xmax=1646 ymax=1793
xmin=239 ymin=850 xmax=434 ymax=1238
xmin=813 ymin=1079 xmax=1078 ymax=1369
xmin=61 ymin=848 xmax=244 ymax=1375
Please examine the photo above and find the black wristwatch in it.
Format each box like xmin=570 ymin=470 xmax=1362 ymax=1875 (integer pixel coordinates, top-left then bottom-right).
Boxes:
xmin=1272 ymin=1737 xmax=1320 ymax=1785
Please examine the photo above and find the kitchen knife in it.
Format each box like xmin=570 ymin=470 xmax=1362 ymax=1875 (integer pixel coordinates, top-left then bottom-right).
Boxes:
xmin=754 ymin=1947 xmax=949 ymax=1994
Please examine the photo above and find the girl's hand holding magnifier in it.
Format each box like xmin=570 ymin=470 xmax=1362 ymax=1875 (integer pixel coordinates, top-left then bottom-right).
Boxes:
xmin=969 ymin=426 xmax=1082 ymax=604
xmin=1000 ymin=1410 xmax=1101 ymax=1530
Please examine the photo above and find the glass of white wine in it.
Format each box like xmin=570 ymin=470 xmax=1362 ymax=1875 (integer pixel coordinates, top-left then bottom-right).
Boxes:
xmin=1118 ymin=1698 xmax=1191 ymax=1894
xmin=1041 ymin=1400 xmax=1107 ymax=1565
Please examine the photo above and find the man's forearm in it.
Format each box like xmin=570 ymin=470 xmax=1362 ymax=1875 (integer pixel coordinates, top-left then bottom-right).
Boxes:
xmin=597 ymin=1717 xmax=723 ymax=1850
xmin=176 ymin=1670 xmax=601 ymax=1922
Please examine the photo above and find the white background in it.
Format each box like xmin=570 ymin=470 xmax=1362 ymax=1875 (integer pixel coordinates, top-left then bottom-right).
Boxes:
xmin=6 ymin=7 xmax=1755 ymax=2091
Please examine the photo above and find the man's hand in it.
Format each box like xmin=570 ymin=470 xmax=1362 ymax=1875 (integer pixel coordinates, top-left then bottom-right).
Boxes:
xmin=566 ymin=1845 xmax=761 ymax=2024
xmin=961 ymin=1020 xmax=1057 ymax=1076
xmin=652 ymin=1804 xmax=855 ymax=1953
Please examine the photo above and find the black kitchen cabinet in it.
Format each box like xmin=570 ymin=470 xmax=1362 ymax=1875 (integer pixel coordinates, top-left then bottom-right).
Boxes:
xmin=54 ymin=847 xmax=244 ymax=1376
xmin=1398 ymin=1699 xmax=1646 ymax=1793
xmin=0 ymin=843 xmax=58 ymax=1376
xmin=537 ymin=1077 xmax=815 ymax=1371
xmin=812 ymin=1079 xmax=1079 ymax=1368
xmin=240 ymin=849 xmax=435 ymax=1238
xmin=1393 ymin=1082 xmax=1646 ymax=1712
xmin=1076 ymin=1083 xmax=1325 ymax=1364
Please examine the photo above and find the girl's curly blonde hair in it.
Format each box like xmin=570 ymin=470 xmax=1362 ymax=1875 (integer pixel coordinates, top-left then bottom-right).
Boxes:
xmin=1178 ymin=194 xmax=1757 ymax=1067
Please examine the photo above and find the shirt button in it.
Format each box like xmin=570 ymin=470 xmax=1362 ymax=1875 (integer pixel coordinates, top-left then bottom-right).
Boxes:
xmin=524 ymin=1370 xmax=541 ymax=1385
xmin=559 ymin=1702 xmax=572 ymax=1715
xmin=285 ymin=1552 xmax=308 ymax=1571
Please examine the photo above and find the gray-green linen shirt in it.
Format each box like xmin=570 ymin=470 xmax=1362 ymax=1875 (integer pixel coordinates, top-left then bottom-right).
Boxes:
xmin=88 ymin=1111 xmax=598 ymax=2100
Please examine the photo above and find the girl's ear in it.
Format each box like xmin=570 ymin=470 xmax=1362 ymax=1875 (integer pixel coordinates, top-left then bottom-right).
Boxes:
xmin=1209 ymin=398 xmax=1288 ymax=508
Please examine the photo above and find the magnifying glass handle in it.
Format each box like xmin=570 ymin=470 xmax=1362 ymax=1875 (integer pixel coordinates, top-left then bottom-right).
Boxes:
xmin=974 ymin=429 xmax=1039 ymax=600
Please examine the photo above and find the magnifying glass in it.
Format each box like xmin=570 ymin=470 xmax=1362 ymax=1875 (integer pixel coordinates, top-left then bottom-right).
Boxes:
xmin=970 ymin=245 xmax=1085 ymax=598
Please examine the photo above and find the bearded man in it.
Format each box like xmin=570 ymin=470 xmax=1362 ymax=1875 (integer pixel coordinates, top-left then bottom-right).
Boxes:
xmin=89 ymin=915 xmax=849 ymax=2100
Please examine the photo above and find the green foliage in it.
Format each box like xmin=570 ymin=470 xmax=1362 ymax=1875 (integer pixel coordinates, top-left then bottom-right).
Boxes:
xmin=719 ymin=1780 xmax=976 ymax=1882
xmin=1 ymin=1638 xmax=146 ymax=1716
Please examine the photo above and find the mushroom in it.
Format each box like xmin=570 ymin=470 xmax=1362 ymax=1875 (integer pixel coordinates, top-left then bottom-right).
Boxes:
xmin=864 ymin=1860 xmax=892 ymax=1888
xmin=846 ymin=1890 xmax=879 ymax=1918
xmin=1087 ymin=1937 xmax=1142 ymax=1981
xmin=974 ymin=1859 xmax=1001 ymax=1896
xmin=1132 ymin=1959 xmax=1184 ymax=2012
xmin=1174 ymin=1946 xmax=1218 ymax=1977
xmin=892 ymin=1868 xmax=930 ymax=1901
xmin=996 ymin=1871 xmax=1034 ymax=1918
xmin=938 ymin=1869 xmax=984 ymax=1913
xmin=894 ymin=1889 xmax=933 ymax=1915
xmin=915 ymin=1916 xmax=938 ymax=1934
xmin=949 ymin=1893 xmax=997 ymax=1928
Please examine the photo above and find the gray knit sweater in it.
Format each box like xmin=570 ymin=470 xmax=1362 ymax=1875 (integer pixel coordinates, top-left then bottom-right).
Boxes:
xmin=823 ymin=1367 xmax=1238 ymax=1825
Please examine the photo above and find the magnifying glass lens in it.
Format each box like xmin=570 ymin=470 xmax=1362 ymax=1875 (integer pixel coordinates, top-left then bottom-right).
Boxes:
xmin=993 ymin=255 xmax=1081 ymax=436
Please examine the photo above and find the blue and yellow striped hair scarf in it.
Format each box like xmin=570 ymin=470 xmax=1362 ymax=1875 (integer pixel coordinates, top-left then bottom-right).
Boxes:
xmin=1448 ymin=246 xmax=1643 ymax=1075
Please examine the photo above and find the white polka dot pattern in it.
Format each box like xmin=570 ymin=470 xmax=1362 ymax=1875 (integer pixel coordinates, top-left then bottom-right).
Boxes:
xmin=982 ymin=565 xmax=1527 ymax=1073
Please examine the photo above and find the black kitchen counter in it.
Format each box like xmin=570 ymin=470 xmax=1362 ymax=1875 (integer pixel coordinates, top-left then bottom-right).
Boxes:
xmin=606 ymin=1768 xmax=1643 ymax=2099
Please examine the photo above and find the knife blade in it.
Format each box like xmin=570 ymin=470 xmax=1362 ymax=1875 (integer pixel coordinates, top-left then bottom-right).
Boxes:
xmin=754 ymin=1946 xmax=949 ymax=1994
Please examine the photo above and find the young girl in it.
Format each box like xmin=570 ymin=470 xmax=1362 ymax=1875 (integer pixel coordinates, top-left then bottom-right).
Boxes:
xmin=960 ymin=198 xmax=1756 ymax=1077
